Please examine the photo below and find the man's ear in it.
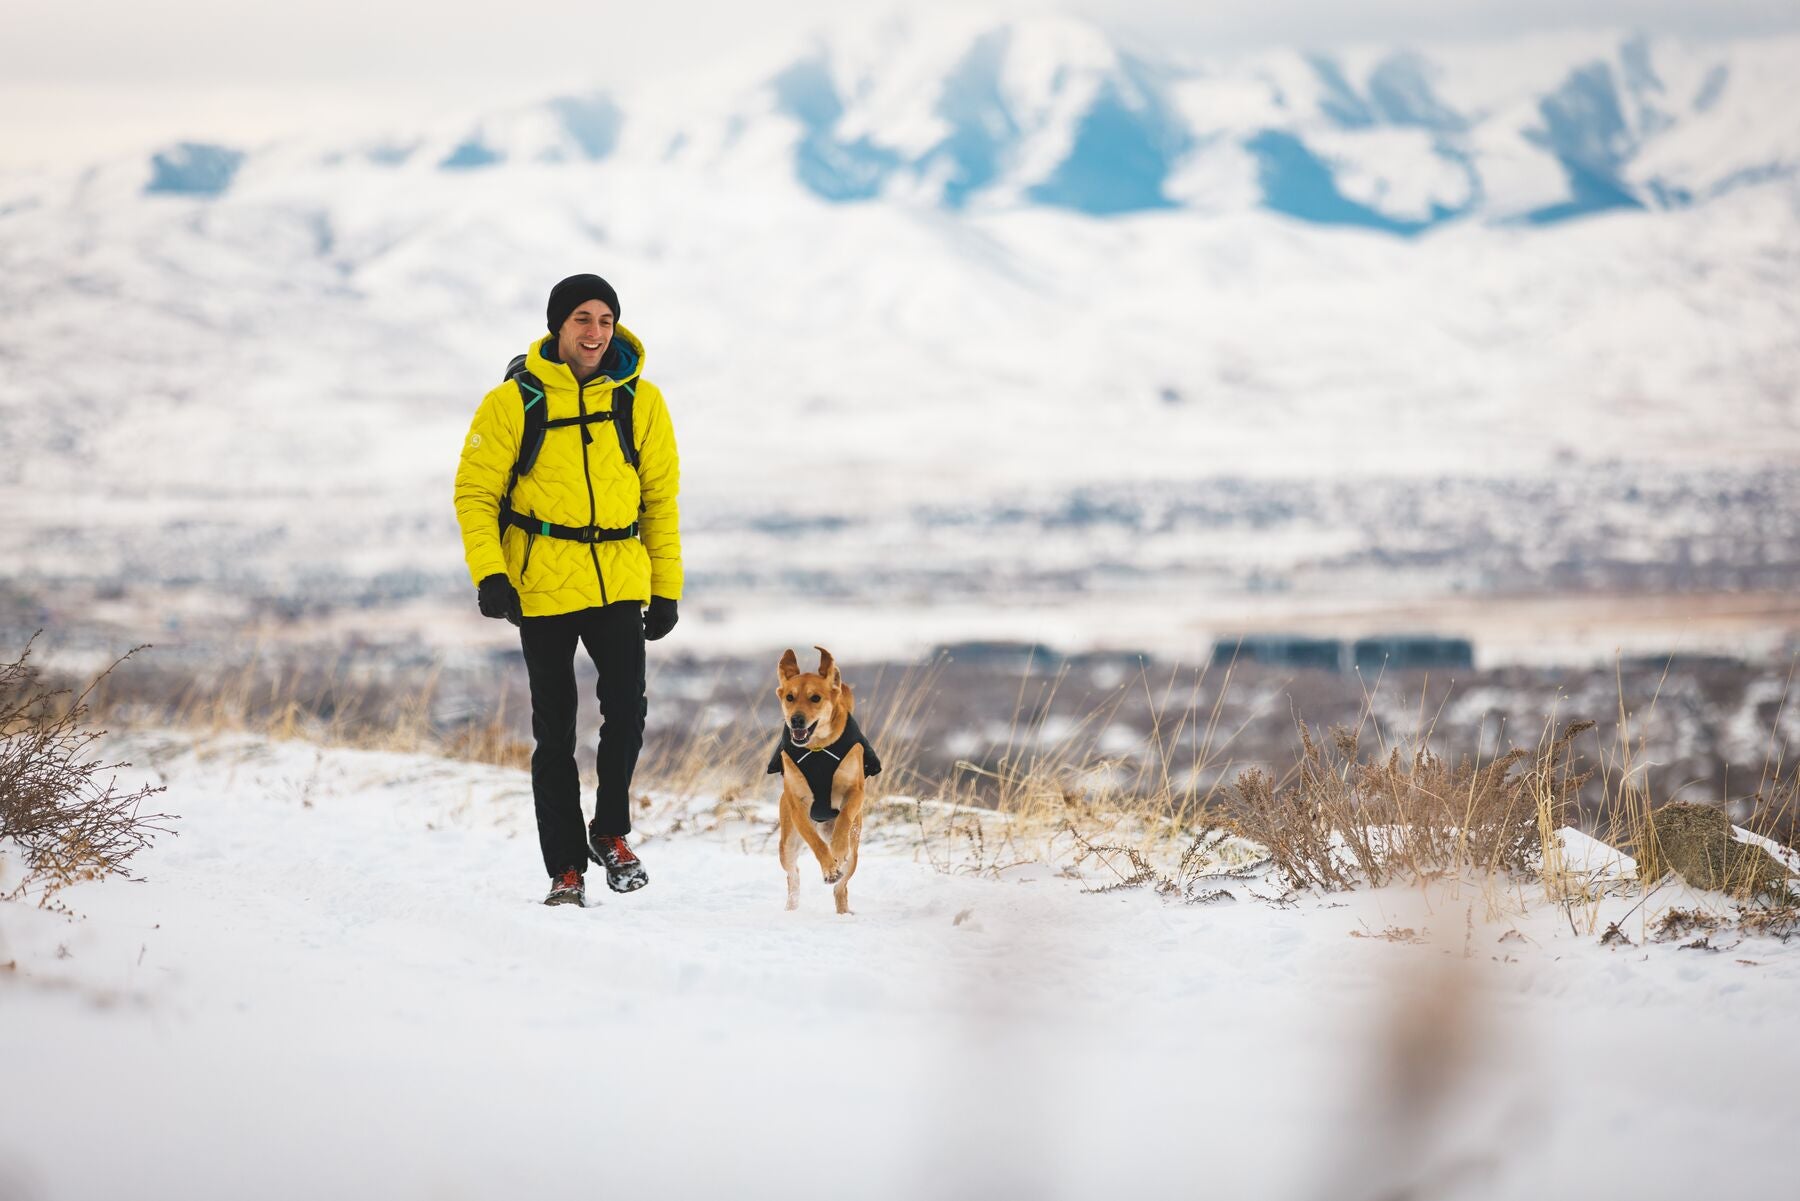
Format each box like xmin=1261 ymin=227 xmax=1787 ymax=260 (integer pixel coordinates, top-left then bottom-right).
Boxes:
xmin=778 ymin=648 xmax=799 ymax=682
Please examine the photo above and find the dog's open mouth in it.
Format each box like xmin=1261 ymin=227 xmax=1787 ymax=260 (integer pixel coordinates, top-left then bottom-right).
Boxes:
xmin=788 ymin=721 xmax=818 ymax=744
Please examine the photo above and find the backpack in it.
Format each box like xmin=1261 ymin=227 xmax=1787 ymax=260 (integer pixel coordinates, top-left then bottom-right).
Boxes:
xmin=497 ymin=353 xmax=642 ymax=573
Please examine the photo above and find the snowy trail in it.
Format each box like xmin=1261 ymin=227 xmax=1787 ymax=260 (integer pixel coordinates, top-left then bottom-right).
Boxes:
xmin=3 ymin=734 xmax=1799 ymax=1200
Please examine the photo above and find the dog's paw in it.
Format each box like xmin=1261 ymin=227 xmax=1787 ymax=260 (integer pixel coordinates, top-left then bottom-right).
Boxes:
xmin=822 ymin=861 xmax=845 ymax=884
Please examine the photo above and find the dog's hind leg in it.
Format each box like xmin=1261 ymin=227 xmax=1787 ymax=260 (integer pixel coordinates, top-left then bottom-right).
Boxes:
xmin=779 ymin=806 xmax=802 ymax=911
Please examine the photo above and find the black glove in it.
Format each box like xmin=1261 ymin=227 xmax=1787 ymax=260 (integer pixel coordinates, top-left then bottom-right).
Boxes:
xmin=477 ymin=574 xmax=521 ymax=627
xmin=643 ymin=596 xmax=678 ymax=641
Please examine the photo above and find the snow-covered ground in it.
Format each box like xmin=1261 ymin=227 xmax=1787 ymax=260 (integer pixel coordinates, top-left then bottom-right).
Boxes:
xmin=3 ymin=733 xmax=1798 ymax=1200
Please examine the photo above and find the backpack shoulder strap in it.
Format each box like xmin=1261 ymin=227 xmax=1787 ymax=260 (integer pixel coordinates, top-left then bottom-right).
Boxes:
xmin=612 ymin=380 xmax=639 ymax=470
xmin=511 ymin=371 xmax=549 ymax=478
xmin=494 ymin=352 xmax=641 ymax=516
xmin=500 ymin=354 xmax=549 ymax=488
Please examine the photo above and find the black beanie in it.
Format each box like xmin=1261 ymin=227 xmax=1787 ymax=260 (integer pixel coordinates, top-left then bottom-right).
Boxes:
xmin=546 ymin=274 xmax=621 ymax=334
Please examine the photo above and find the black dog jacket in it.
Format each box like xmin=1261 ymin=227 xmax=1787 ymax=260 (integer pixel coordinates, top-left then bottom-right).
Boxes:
xmin=768 ymin=713 xmax=882 ymax=822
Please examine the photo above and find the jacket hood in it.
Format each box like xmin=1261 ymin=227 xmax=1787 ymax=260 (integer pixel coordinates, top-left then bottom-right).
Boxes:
xmin=526 ymin=324 xmax=646 ymax=390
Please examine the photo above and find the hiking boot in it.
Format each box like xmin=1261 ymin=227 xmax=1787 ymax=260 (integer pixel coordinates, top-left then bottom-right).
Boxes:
xmin=588 ymin=830 xmax=649 ymax=893
xmin=545 ymin=867 xmax=586 ymax=907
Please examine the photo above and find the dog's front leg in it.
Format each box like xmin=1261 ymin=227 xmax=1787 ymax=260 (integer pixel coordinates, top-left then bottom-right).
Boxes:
xmin=781 ymin=770 xmax=842 ymax=882
xmin=806 ymin=818 xmax=845 ymax=883
xmin=829 ymin=779 xmax=867 ymax=912
xmin=828 ymin=779 xmax=865 ymax=867
xmin=832 ymin=840 xmax=859 ymax=914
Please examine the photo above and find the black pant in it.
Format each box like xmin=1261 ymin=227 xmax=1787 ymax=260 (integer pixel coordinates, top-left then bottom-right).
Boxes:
xmin=518 ymin=601 xmax=646 ymax=877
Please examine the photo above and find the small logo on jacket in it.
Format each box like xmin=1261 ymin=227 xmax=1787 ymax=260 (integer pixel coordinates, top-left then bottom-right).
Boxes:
xmin=469 ymin=434 xmax=483 ymax=448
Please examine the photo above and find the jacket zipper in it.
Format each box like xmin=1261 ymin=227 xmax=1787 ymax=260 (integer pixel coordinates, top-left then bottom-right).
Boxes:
xmin=576 ymin=377 xmax=609 ymax=606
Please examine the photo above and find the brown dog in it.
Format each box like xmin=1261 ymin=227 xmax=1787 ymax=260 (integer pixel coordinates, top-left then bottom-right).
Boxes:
xmin=768 ymin=646 xmax=882 ymax=914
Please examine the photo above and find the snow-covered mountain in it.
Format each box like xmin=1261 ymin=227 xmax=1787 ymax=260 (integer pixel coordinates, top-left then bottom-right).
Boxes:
xmin=109 ymin=18 xmax=1800 ymax=230
xmin=2 ymin=12 xmax=1798 ymax=657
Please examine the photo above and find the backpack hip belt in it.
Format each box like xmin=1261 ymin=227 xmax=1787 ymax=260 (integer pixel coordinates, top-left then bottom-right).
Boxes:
xmin=500 ymin=507 xmax=639 ymax=545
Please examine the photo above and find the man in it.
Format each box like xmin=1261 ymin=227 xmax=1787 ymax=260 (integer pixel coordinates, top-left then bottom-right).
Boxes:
xmin=454 ymin=274 xmax=682 ymax=907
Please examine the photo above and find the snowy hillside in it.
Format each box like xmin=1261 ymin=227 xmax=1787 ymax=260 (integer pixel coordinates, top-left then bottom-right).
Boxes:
xmin=1 ymin=12 xmax=1798 ymax=659
xmin=4 ymin=732 xmax=1800 ymax=1200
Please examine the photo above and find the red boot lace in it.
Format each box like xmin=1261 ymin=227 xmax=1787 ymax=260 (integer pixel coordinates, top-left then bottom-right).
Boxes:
xmin=602 ymin=837 xmax=638 ymax=866
xmin=556 ymin=868 xmax=583 ymax=890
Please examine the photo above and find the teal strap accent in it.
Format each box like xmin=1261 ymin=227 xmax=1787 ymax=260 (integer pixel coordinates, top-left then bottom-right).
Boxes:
xmin=521 ymin=381 xmax=544 ymax=410
xmin=540 ymin=520 xmax=550 ymax=535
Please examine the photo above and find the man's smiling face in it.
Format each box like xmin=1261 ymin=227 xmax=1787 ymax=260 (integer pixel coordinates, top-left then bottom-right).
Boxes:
xmin=556 ymin=299 xmax=615 ymax=378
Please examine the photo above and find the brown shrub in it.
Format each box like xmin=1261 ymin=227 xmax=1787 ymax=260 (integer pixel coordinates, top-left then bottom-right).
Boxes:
xmin=0 ymin=637 xmax=174 ymax=903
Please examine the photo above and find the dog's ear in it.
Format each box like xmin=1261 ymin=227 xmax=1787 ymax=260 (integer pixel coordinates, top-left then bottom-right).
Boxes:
xmin=814 ymin=645 xmax=840 ymax=690
xmin=778 ymin=648 xmax=799 ymax=682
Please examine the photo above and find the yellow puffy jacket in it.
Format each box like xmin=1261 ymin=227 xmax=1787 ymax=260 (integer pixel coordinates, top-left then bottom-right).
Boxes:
xmin=454 ymin=325 xmax=682 ymax=617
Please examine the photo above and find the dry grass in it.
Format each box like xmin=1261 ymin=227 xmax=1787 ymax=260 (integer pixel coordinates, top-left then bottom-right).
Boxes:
xmin=43 ymin=636 xmax=1800 ymax=918
xmin=1220 ymin=719 xmax=1593 ymax=893
xmin=1649 ymin=908 xmax=1725 ymax=943
xmin=880 ymin=652 xmax=1271 ymax=878
xmin=1735 ymin=902 xmax=1800 ymax=941
xmin=84 ymin=644 xmax=454 ymax=759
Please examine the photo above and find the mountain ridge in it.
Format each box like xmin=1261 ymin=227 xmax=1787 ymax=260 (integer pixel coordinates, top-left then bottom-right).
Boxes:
xmin=20 ymin=17 xmax=1800 ymax=234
